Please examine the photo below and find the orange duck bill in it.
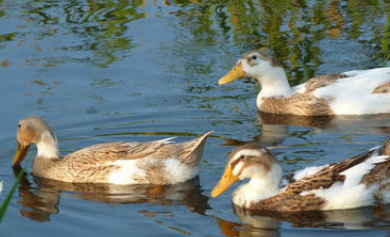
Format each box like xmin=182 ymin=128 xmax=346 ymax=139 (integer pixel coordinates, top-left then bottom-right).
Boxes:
xmin=211 ymin=166 xmax=238 ymax=198
xmin=13 ymin=141 xmax=30 ymax=166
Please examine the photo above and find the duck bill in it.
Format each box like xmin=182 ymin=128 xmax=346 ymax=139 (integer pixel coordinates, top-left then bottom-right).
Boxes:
xmin=218 ymin=63 xmax=246 ymax=85
xmin=13 ymin=141 xmax=30 ymax=166
xmin=211 ymin=167 xmax=238 ymax=198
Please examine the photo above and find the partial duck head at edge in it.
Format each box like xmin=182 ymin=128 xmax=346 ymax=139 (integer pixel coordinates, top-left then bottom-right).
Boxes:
xmin=13 ymin=116 xmax=59 ymax=166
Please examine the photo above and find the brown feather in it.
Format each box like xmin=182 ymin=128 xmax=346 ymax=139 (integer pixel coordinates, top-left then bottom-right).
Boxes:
xmin=259 ymin=94 xmax=334 ymax=116
xmin=32 ymin=132 xmax=212 ymax=184
xmin=373 ymin=82 xmax=390 ymax=94
xmin=245 ymin=148 xmax=386 ymax=212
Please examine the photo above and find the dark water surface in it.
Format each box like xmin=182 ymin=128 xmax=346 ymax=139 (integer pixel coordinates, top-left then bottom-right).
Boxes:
xmin=1 ymin=0 xmax=390 ymax=236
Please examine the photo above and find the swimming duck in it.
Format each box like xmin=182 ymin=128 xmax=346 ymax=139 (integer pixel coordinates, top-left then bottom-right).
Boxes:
xmin=211 ymin=139 xmax=390 ymax=211
xmin=13 ymin=116 xmax=212 ymax=185
xmin=218 ymin=50 xmax=390 ymax=116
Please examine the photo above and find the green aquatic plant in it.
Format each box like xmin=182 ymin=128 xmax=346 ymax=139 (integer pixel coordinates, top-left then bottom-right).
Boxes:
xmin=0 ymin=151 xmax=32 ymax=226
xmin=0 ymin=167 xmax=25 ymax=225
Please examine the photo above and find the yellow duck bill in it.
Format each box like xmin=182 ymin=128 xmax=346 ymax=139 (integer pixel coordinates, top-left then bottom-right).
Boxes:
xmin=218 ymin=63 xmax=246 ymax=85
xmin=13 ymin=141 xmax=30 ymax=166
xmin=211 ymin=167 xmax=238 ymax=198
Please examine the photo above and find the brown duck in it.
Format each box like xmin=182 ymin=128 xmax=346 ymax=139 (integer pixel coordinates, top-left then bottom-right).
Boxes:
xmin=13 ymin=116 xmax=212 ymax=185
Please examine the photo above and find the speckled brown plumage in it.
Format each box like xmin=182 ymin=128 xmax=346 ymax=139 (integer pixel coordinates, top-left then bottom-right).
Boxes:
xmin=287 ymin=149 xmax=375 ymax=190
xmin=250 ymin=193 xmax=326 ymax=212
xmin=259 ymin=93 xmax=334 ymax=116
xmin=32 ymin=132 xmax=212 ymax=184
xmin=303 ymin=73 xmax=345 ymax=94
xmin=360 ymin=139 xmax=390 ymax=186
xmin=380 ymin=138 xmax=390 ymax=156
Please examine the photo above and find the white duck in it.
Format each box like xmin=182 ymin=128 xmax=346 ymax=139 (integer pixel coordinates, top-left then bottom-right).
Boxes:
xmin=219 ymin=50 xmax=390 ymax=116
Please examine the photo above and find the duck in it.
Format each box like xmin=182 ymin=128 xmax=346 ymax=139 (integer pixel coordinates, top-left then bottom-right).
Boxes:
xmin=218 ymin=50 xmax=390 ymax=116
xmin=211 ymin=138 xmax=390 ymax=211
xmin=13 ymin=116 xmax=212 ymax=185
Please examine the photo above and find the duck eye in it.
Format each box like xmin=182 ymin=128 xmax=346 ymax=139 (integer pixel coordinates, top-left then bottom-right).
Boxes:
xmin=18 ymin=124 xmax=21 ymax=128
xmin=251 ymin=55 xmax=257 ymax=60
xmin=239 ymin=155 xmax=245 ymax=160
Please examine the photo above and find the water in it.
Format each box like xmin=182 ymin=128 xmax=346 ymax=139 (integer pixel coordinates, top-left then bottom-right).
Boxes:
xmin=0 ymin=0 xmax=390 ymax=236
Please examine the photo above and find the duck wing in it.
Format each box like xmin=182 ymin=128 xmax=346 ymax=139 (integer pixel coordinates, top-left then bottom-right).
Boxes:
xmin=254 ymin=146 xmax=390 ymax=212
xmin=300 ymin=68 xmax=390 ymax=115
xmin=63 ymin=137 xmax=175 ymax=163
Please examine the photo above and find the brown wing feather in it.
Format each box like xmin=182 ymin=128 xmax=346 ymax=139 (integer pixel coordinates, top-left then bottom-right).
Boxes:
xmin=285 ymin=149 xmax=375 ymax=194
xmin=304 ymin=73 xmax=347 ymax=94
xmin=250 ymin=149 xmax=377 ymax=212
xmin=360 ymin=139 xmax=390 ymax=186
xmin=64 ymin=139 xmax=171 ymax=162
xmin=34 ymin=133 xmax=211 ymax=184
xmin=153 ymin=131 xmax=212 ymax=166
xmin=48 ymin=139 xmax=173 ymax=183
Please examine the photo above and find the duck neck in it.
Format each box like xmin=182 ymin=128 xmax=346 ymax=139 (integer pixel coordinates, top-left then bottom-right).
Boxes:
xmin=36 ymin=131 xmax=60 ymax=159
xmin=256 ymin=67 xmax=291 ymax=101
xmin=233 ymin=165 xmax=282 ymax=208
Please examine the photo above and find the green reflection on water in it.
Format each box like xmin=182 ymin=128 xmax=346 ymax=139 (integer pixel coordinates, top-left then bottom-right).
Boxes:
xmin=1 ymin=0 xmax=147 ymax=67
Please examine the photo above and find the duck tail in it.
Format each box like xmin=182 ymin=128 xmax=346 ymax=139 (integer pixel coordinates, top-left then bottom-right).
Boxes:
xmin=380 ymin=137 xmax=390 ymax=156
xmin=178 ymin=131 xmax=213 ymax=166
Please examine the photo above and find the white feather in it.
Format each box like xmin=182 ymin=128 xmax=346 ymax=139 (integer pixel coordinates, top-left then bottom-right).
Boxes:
xmin=231 ymin=149 xmax=266 ymax=176
xmin=36 ymin=131 xmax=60 ymax=158
xmin=108 ymin=159 xmax=146 ymax=185
xmin=163 ymin=159 xmax=199 ymax=183
xmin=313 ymin=68 xmax=390 ymax=115
xmin=293 ymin=165 xmax=327 ymax=181
xmin=156 ymin=137 xmax=177 ymax=145
xmin=301 ymin=154 xmax=389 ymax=210
xmin=232 ymin=149 xmax=263 ymax=160
xmin=0 ymin=181 xmax=3 ymax=195
xmin=108 ymin=157 xmax=199 ymax=185
xmin=233 ymin=163 xmax=282 ymax=207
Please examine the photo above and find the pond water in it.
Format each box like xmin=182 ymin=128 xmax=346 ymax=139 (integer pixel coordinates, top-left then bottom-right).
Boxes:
xmin=0 ymin=0 xmax=390 ymax=236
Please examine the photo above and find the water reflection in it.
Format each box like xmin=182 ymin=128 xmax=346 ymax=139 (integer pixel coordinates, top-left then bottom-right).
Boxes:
xmin=222 ymin=113 xmax=390 ymax=148
xmin=2 ymin=0 xmax=147 ymax=68
xmin=215 ymin=216 xmax=279 ymax=237
xmin=165 ymin=0 xmax=389 ymax=83
xmin=13 ymin=165 xmax=210 ymax=223
xmin=215 ymin=205 xmax=390 ymax=237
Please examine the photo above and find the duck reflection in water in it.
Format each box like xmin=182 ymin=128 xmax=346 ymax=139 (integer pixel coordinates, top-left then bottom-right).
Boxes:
xmin=12 ymin=165 xmax=210 ymax=222
xmin=222 ymin=113 xmax=390 ymax=148
xmin=215 ymin=205 xmax=390 ymax=237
